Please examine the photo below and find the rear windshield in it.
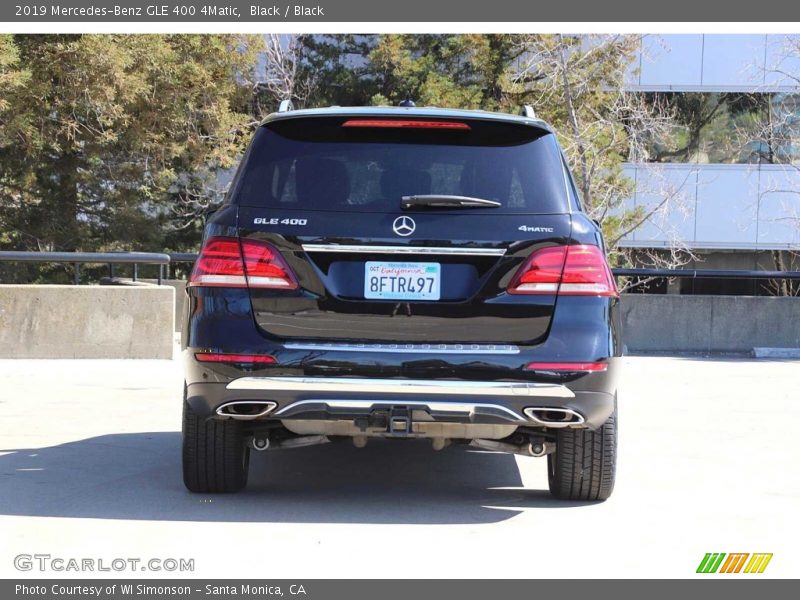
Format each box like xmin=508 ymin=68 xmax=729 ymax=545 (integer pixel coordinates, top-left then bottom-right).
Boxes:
xmin=231 ymin=116 xmax=570 ymax=214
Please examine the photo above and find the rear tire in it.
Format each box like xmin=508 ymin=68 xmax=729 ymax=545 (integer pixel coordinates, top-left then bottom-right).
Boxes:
xmin=547 ymin=402 xmax=617 ymax=501
xmin=182 ymin=385 xmax=250 ymax=493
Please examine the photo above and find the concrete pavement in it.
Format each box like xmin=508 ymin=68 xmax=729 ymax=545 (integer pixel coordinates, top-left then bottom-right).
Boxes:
xmin=0 ymin=354 xmax=798 ymax=578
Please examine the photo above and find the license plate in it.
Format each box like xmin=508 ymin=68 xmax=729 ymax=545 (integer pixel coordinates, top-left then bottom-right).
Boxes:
xmin=364 ymin=261 xmax=441 ymax=301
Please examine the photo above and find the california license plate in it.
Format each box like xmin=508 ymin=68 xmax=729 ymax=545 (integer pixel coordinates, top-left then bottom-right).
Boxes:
xmin=364 ymin=261 xmax=441 ymax=301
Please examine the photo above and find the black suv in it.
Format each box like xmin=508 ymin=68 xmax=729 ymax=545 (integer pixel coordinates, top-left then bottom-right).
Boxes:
xmin=182 ymin=105 xmax=621 ymax=500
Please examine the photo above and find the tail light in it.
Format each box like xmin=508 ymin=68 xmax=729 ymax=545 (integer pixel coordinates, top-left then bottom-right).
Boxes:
xmin=507 ymin=244 xmax=618 ymax=297
xmin=240 ymin=238 xmax=299 ymax=289
xmin=189 ymin=236 xmax=298 ymax=290
xmin=506 ymin=246 xmax=564 ymax=294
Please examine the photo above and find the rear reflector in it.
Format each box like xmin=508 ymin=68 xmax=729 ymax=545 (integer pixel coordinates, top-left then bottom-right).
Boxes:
xmin=195 ymin=353 xmax=276 ymax=365
xmin=342 ymin=119 xmax=470 ymax=130
xmin=525 ymin=362 xmax=608 ymax=372
xmin=507 ymin=244 xmax=618 ymax=297
xmin=189 ymin=236 xmax=298 ymax=290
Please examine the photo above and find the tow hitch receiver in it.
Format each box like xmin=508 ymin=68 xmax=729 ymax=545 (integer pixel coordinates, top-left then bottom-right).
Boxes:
xmin=388 ymin=406 xmax=411 ymax=436
xmin=352 ymin=406 xmax=413 ymax=436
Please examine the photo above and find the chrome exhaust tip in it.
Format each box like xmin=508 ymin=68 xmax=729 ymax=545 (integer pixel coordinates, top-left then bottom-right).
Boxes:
xmin=523 ymin=407 xmax=585 ymax=427
xmin=216 ymin=400 xmax=277 ymax=420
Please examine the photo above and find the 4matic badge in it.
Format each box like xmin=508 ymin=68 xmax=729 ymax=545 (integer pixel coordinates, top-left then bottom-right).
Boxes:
xmin=519 ymin=225 xmax=555 ymax=233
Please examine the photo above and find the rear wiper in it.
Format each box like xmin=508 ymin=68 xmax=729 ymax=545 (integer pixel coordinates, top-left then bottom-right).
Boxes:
xmin=401 ymin=195 xmax=502 ymax=209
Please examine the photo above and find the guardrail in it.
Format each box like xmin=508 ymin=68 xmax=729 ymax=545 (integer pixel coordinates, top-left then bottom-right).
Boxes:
xmin=168 ymin=255 xmax=800 ymax=281
xmin=0 ymin=251 xmax=171 ymax=284
xmin=2 ymin=251 xmax=800 ymax=285
xmin=612 ymin=268 xmax=800 ymax=280
xmin=167 ymin=252 xmax=199 ymax=263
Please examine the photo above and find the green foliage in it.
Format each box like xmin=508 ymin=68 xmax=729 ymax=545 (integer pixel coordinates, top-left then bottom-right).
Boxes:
xmin=0 ymin=34 xmax=260 ymax=257
xmin=0 ymin=35 xmax=30 ymax=136
xmin=2 ymin=33 xmax=661 ymax=278
xmin=509 ymin=35 xmax=643 ymax=254
xmin=297 ymin=34 xmax=647 ymax=257
xmin=363 ymin=34 xmax=522 ymax=110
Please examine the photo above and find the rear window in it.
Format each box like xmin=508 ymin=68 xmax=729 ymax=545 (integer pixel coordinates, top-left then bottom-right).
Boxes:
xmin=232 ymin=116 xmax=570 ymax=214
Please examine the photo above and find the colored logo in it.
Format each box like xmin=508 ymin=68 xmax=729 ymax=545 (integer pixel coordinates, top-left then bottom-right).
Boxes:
xmin=392 ymin=216 xmax=416 ymax=237
xmin=696 ymin=553 xmax=773 ymax=574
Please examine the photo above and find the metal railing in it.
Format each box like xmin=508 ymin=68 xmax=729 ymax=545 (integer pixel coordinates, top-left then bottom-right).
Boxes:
xmin=612 ymin=268 xmax=800 ymax=280
xmin=0 ymin=251 xmax=171 ymax=285
xmin=166 ymin=254 xmax=800 ymax=281
xmin=2 ymin=251 xmax=800 ymax=285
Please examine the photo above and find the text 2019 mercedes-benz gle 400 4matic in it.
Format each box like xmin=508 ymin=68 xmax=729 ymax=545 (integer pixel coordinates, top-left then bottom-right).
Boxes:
xmin=182 ymin=104 xmax=621 ymax=500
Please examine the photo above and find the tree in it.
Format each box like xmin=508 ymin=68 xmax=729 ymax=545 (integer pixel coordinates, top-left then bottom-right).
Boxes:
xmin=263 ymin=34 xmax=692 ymax=278
xmin=253 ymin=34 xmax=316 ymax=115
xmin=753 ymin=36 xmax=800 ymax=295
xmin=365 ymin=34 xmax=523 ymax=109
xmin=293 ymin=35 xmax=376 ymax=107
xmin=0 ymin=35 xmax=29 ymax=249
xmin=0 ymin=35 xmax=29 ymax=145
xmin=2 ymin=33 xmax=696 ymax=286
xmin=506 ymin=34 xmax=691 ymax=273
xmin=0 ymin=34 xmax=260 ymax=261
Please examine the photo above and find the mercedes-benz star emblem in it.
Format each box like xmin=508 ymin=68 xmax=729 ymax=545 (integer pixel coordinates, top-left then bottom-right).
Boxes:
xmin=392 ymin=216 xmax=416 ymax=237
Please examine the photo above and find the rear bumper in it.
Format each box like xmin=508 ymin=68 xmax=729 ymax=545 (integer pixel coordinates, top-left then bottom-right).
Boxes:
xmin=186 ymin=375 xmax=616 ymax=429
xmin=183 ymin=289 xmax=621 ymax=431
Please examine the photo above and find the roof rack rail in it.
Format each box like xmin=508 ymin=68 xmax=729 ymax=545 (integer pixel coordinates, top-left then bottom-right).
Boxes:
xmin=278 ymin=99 xmax=294 ymax=113
xmin=520 ymin=105 xmax=536 ymax=119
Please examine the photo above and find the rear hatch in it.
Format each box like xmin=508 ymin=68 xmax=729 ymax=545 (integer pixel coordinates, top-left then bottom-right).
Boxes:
xmin=231 ymin=114 xmax=575 ymax=346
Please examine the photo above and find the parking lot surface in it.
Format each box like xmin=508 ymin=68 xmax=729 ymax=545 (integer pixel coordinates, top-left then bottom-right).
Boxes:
xmin=1 ymin=353 xmax=798 ymax=578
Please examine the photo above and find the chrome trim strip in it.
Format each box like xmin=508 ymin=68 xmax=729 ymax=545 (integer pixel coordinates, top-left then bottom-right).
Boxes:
xmin=216 ymin=400 xmax=277 ymax=420
xmin=523 ymin=407 xmax=585 ymax=428
xmin=226 ymin=377 xmax=574 ymax=399
xmin=274 ymin=399 xmax=526 ymax=421
xmin=283 ymin=342 xmax=520 ymax=355
xmin=301 ymin=244 xmax=506 ymax=257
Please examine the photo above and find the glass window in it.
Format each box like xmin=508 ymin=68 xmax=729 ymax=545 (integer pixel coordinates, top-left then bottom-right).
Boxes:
xmin=641 ymin=92 xmax=769 ymax=164
xmin=639 ymin=35 xmax=703 ymax=88
xmin=701 ymin=35 xmax=765 ymax=87
xmin=766 ymin=93 xmax=800 ymax=165
xmin=233 ymin=117 xmax=570 ymax=214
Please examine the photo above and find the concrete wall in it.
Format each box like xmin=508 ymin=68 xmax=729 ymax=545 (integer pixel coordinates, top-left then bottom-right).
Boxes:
xmin=1 ymin=284 xmax=798 ymax=358
xmin=621 ymin=294 xmax=800 ymax=353
xmin=140 ymin=279 xmax=187 ymax=332
xmin=165 ymin=280 xmax=187 ymax=333
xmin=0 ymin=285 xmax=174 ymax=359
